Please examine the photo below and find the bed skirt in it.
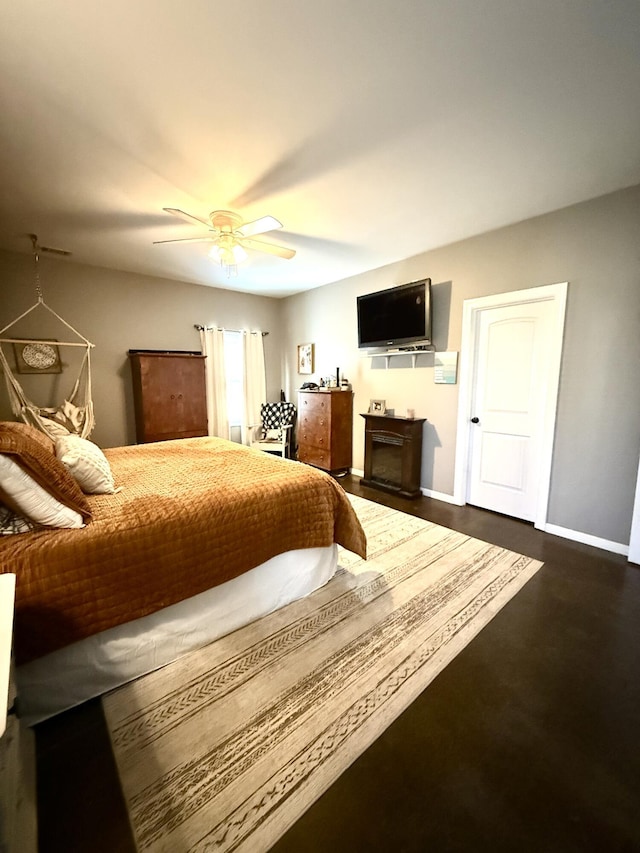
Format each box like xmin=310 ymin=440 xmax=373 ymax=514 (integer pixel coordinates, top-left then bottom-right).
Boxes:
xmin=16 ymin=544 xmax=337 ymax=726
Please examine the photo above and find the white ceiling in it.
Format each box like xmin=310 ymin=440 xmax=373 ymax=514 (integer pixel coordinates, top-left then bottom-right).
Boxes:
xmin=1 ymin=0 xmax=639 ymax=298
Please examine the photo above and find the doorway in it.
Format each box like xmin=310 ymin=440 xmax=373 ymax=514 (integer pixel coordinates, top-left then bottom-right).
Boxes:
xmin=453 ymin=283 xmax=567 ymax=530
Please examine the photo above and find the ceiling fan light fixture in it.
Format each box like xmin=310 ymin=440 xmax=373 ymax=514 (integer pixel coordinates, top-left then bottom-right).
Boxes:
xmin=210 ymin=244 xmax=230 ymax=263
xmin=209 ymin=240 xmax=245 ymax=277
xmin=210 ymin=234 xmax=248 ymax=268
xmin=232 ymin=243 xmax=248 ymax=263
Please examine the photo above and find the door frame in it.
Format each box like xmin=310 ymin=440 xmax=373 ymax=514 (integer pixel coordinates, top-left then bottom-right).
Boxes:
xmin=629 ymin=454 xmax=640 ymax=564
xmin=453 ymin=282 xmax=568 ymax=530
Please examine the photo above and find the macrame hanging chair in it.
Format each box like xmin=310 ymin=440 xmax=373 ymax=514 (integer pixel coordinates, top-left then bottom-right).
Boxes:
xmin=0 ymin=236 xmax=95 ymax=441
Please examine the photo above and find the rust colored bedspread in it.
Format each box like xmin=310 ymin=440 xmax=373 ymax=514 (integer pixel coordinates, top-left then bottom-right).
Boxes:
xmin=0 ymin=437 xmax=366 ymax=664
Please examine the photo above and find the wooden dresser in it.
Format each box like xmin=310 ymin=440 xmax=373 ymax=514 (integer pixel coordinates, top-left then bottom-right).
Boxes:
xmin=129 ymin=350 xmax=208 ymax=443
xmin=297 ymin=389 xmax=353 ymax=475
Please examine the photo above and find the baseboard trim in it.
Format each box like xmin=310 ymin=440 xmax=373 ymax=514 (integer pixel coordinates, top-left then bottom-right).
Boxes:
xmin=349 ymin=474 xmax=461 ymax=507
xmin=544 ymin=523 xmax=629 ymax=556
xmin=420 ymin=488 xmax=464 ymax=505
xmin=352 ymin=471 xmax=629 ymax=556
xmin=352 ymin=476 xmax=464 ymax=507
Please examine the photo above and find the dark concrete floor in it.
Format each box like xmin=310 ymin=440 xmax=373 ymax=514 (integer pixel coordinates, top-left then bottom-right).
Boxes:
xmin=35 ymin=476 xmax=640 ymax=852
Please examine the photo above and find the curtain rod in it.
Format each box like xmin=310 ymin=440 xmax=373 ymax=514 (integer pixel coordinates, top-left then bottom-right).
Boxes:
xmin=194 ymin=324 xmax=268 ymax=336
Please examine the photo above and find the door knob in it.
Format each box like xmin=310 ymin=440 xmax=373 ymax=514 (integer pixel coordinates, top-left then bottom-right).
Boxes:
xmin=470 ymin=417 xmax=480 ymax=424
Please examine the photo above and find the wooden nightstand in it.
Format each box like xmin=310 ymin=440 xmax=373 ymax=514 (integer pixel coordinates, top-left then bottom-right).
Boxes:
xmin=0 ymin=574 xmax=37 ymax=852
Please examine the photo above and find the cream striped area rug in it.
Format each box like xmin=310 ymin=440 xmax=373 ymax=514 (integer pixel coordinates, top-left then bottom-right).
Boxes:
xmin=103 ymin=495 xmax=543 ymax=853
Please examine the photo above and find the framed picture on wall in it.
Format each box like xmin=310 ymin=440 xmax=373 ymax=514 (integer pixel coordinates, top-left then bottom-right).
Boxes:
xmin=13 ymin=339 xmax=62 ymax=374
xmin=297 ymin=343 xmax=314 ymax=375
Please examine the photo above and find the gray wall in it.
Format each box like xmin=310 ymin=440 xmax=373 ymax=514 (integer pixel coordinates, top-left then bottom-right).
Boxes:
xmin=281 ymin=185 xmax=640 ymax=546
xmin=0 ymin=253 xmax=283 ymax=448
xmin=2 ymin=185 xmax=638 ymax=546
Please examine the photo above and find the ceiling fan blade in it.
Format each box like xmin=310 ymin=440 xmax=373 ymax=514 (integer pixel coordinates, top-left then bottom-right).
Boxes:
xmin=241 ymin=237 xmax=296 ymax=259
xmin=40 ymin=245 xmax=72 ymax=257
xmin=153 ymin=237 xmax=217 ymax=245
xmin=163 ymin=208 xmax=212 ymax=229
xmin=238 ymin=215 xmax=282 ymax=238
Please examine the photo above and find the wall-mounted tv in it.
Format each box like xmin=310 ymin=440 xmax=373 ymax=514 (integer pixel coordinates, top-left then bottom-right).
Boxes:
xmin=357 ymin=278 xmax=432 ymax=352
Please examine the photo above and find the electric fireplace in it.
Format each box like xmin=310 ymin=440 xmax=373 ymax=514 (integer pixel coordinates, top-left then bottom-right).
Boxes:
xmin=360 ymin=413 xmax=425 ymax=499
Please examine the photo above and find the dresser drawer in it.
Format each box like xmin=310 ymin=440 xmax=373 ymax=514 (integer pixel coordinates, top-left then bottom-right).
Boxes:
xmin=297 ymin=444 xmax=330 ymax=470
xmin=299 ymin=392 xmax=331 ymax=416
xmin=299 ymin=415 xmax=330 ymax=447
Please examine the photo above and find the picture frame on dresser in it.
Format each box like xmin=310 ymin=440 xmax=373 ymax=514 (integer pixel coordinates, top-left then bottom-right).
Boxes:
xmin=369 ymin=399 xmax=386 ymax=414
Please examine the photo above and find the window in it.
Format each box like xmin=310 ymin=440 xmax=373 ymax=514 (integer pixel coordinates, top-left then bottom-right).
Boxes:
xmin=223 ymin=330 xmax=244 ymax=427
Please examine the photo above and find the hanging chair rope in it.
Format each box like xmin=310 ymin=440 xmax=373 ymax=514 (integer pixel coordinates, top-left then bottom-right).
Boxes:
xmin=0 ymin=298 xmax=94 ymax=347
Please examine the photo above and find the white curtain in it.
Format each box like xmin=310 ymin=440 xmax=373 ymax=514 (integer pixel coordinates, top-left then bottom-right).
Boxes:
xmin=242 ymin=331 xmax=266 ymax=445
xmin=199 ymin=327 xmax=229 ymax=439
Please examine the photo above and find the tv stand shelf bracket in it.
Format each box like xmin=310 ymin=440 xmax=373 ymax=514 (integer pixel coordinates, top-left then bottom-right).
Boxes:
xmin=361 ymin=350 xmax=432 ymax=368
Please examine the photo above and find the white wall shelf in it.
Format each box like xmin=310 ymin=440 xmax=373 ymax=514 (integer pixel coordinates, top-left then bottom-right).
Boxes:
xmin=361 ymin=350 xmax=433 ymax=368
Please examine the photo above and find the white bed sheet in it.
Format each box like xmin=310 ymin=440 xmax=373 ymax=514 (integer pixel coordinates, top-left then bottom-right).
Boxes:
xmin=16 ymin=544 xmax=337 ymax=726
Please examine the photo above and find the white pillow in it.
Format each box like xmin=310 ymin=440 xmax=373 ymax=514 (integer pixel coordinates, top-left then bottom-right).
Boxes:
xmin=264 ymin=428 xmax=283 ymax=441
xmin=0 ymin=456 xmax=84 ymax=528
xmin=55 ymin=435 xmax=115 ymax=495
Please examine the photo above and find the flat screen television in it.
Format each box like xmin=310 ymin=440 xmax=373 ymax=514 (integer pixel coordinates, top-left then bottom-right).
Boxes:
xmin=357 ymin=278 xmax=432 ymax=351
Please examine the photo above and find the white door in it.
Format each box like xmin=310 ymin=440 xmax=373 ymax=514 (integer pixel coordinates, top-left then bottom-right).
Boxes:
xmin=466 ymin=297 xmax=560 ymax=522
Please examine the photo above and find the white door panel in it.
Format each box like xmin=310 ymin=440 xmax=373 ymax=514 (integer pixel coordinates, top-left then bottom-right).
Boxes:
xmin=479 ymin=432 xmax=528 ymax=492
xmin=468 ymin=300 xmax=554 ymax=521
xmin=483 ymin=320 xmax=535 ymax=415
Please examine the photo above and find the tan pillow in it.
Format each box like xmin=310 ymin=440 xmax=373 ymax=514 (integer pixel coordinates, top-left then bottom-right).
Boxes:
xmin=55 ymin=435 xmax=115 ymax=495
xmin=0 ymin=421 xmax=91 ymax=521
xmin=1 ymin=421 xmax=55 ymax=455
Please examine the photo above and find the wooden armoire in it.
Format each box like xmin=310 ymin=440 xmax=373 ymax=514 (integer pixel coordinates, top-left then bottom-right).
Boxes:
xmin=128 ymin=350 xmax=208 ymax=443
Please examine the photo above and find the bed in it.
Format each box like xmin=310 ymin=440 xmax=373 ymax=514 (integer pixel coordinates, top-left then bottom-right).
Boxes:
xmin=0 ymin=428 xmax=366 ymax=724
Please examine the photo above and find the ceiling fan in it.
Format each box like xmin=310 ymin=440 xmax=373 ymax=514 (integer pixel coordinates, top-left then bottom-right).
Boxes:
xmin=28 ymin=233 xmax=71 ymax=257
xmin=154 ymin=208 xmax=296 ymax=269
